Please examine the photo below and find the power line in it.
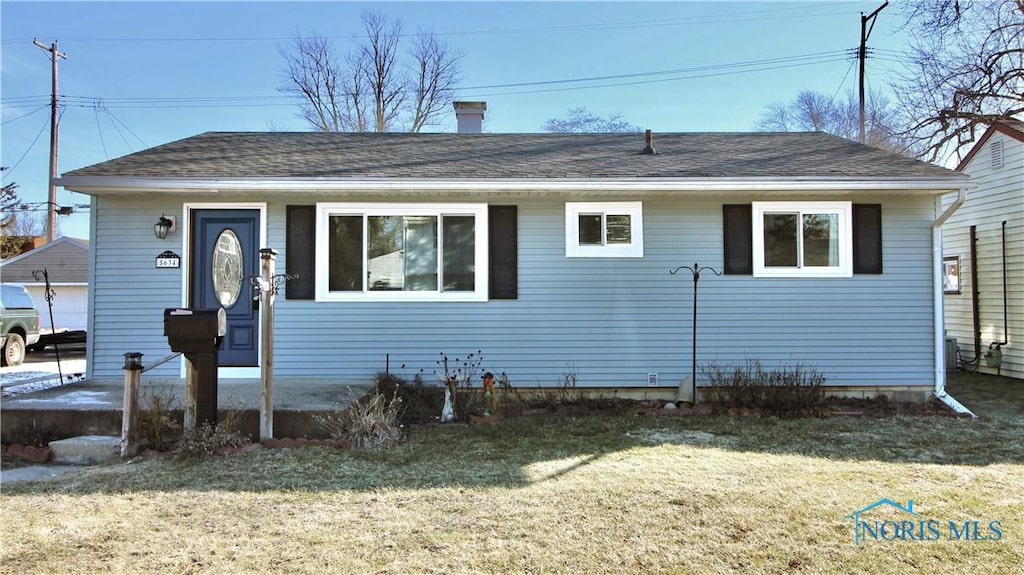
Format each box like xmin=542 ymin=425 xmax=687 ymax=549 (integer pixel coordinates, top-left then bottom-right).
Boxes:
xmin=93 ymin=101 xmax=109 ymax=159
xmin=4 ymin=49 xmax=852 ymax=110
xmin=0 ymin=4 xmax=864 ymax=45
xmin=1 ymin=114 xmax=49 ymax=178
xmin=102 ymin=107 xmax=134 ymax=152
xmin=102 ymin=106 xmax=147 ymax=148
xmin=1 ymin=104 xmax=48 ymax=125
xmin=469 ymin=56 xmax=852 ymax=98
xmin=830 ymin=55 xmax=859 ymax=103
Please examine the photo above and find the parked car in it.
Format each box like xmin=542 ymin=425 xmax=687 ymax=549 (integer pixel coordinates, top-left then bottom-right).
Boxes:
xmin=1 ymin=283 xmax=41 ymax=366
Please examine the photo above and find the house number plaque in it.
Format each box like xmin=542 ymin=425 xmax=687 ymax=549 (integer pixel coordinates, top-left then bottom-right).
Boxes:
xmin=156 ymin=250 xmax=181 ymax=269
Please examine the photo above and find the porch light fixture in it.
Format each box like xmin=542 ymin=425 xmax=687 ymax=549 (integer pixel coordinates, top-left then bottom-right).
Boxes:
xmin=122 ymin=352 xmax=144 ymax=371
xmin=154 ymin=215 xmax=176 ymax=239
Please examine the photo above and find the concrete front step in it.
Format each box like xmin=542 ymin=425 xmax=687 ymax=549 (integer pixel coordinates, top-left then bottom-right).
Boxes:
xmin=49 ymin=435 xmax=122 ymax=465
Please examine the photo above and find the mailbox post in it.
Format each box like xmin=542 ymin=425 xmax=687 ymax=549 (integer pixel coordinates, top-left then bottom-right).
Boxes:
xmin=163 ymin=308 xmax=226 ymax=429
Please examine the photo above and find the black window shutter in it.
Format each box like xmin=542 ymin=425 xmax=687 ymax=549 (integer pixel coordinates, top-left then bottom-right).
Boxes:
xmin=489 ymin=205 xmax=518 ymax=299
xmin=286 ymin=205 xmax=316 ymax=299
xmin=723 ymin=204 xmax=752 ymax=275
xmin=853 ymin=203 xmax=882 ymax=274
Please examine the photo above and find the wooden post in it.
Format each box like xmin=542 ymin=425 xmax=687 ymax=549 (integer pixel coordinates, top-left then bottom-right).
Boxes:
xmin=121 ymin=353 xmax=143 ymax=458
xmin=183 ymin=358 xmax=197 ymax=432
xmin=259 ymin=248 xmax=278 ymax=441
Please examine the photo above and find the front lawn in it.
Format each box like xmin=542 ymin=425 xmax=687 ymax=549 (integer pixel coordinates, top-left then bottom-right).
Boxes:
xmin=1 ymin=373 xmax=1021 ymax=574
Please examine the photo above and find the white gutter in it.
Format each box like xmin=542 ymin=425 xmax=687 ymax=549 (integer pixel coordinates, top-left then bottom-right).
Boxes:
xmin=55 ymin=175 xmax=971 ymax=194
xmin=932 ymin=188 xmax=977 ymax=418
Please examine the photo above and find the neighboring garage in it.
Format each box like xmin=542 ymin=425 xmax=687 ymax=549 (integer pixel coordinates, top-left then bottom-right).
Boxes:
xmin=0 ymin=237 xmax=89 ymax=343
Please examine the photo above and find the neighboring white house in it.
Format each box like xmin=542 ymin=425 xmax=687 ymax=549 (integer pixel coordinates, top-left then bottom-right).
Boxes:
xmin=0 ymin=236 xmax=90 ymax=335
xmin=942 ymin=119 xmax=1024 ymax=379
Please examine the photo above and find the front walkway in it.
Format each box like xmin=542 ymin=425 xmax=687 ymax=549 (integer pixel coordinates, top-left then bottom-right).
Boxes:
xmin=1 ymin=378 xmax=374 ymax=442
xmin=2 ymin=377 xmax=371 ymax=412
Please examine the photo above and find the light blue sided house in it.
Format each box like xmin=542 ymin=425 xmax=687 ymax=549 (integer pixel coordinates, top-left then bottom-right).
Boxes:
xmin=56 ymin=103 xmax=974 ymax=410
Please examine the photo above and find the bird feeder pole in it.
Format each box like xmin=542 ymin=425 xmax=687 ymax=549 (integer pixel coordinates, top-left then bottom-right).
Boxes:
xmin=670 ymin=262 xmax=721 ymax=404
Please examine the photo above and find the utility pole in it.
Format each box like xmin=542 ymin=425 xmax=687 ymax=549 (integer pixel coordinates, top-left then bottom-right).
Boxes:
xmin=858 ymin=2 xmax=888 ymax=144
xmin=33 ymin=39 xmax=67 ymax=242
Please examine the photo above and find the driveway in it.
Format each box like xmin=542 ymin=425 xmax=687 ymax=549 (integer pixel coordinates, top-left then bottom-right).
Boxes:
xmin=0 ymin=343 xmax=86 ymax=395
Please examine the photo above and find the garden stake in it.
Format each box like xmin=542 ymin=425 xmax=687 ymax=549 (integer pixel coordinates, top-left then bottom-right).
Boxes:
xmin=670 ymin=262 xmax=720 ymax=404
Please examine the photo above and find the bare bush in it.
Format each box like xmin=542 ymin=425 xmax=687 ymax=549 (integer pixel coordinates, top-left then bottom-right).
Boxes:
xmin=702 ymin=359 xmax=827 ymax=418
xmin=316 ymin=392 xmax=404 ymax=449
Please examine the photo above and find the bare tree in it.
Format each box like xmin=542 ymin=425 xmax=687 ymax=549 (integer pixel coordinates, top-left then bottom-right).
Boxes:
xmin=280 ymin=35 xmax=346 ymax=132
xmin=756 ymin=90 xmax=916 ymax=155
xmin=893 ymin=1 xmax=1024 ymax=162
xmin=280 ymin=11 xmax=463 ymax=132
xmin=359 ymin=11 xmax=405 ymax=132
xmin=1 ymin=178 xmax=19 ymax=230
xmin=544 ymin=107 xmax=643 ymax=133
xmin=409 ymin=32 xmax=461 ymax=132
xmin=0 ymin=178 xmax=47 ymax=258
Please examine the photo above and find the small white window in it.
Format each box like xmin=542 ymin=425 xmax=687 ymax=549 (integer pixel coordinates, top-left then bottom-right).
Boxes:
xmin=565 ymin=202 xmax=644 ymax=258
xmin=753 ymin=201 xmax=852 ymax=277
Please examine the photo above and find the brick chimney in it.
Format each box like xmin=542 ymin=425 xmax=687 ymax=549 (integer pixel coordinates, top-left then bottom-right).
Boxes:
xmin=454 ymin=101 xmax=486 ymax=134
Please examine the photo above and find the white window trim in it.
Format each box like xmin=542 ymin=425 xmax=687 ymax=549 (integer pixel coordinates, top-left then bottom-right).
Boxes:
xmin=565 ymin=201 xmax=644 ymax=258
xmin=752 ymin=201 xmax=852 ymax=278
xmin=315 ymin=203 xmax=489 ymax=302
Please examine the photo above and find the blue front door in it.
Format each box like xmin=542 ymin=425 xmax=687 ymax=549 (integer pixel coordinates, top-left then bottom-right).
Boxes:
xmin=191 ymin=209 xmax=260 ymax=367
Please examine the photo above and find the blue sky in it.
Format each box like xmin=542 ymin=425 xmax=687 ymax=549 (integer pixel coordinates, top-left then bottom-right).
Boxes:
xmin=1 ymin=1 xmax=908 ymax=240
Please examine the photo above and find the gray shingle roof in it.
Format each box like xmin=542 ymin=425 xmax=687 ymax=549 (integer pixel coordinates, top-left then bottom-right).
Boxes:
xmin=0 ymin=237 xmax=90 ymax=283
xmin=62 ymin=131 xmax=963 ymax=181
xmin=996 ymin=119 xmax=1024 ymax=138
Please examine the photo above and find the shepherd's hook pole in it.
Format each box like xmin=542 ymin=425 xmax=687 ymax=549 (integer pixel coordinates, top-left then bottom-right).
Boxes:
xmin=670 ymin=262 xmax=720 ymax=404
xmin=32 ymin=268 xmax=63 ymax=384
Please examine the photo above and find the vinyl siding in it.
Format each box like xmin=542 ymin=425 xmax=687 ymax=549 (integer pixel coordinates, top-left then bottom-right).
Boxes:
xmin=942 ymin=131 xmax=1024 ymax=379
xmin=89 ymin=191 xmax=941 ymax=389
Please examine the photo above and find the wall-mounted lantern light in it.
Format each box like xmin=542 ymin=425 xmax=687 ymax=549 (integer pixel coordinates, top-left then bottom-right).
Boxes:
xmin=154 ymin=215 xmax=176 ymax=239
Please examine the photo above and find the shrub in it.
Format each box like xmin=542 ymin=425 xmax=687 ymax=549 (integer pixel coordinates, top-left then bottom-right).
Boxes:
xmin=316 ymin=392 xmax=403 ymax=449
xmin=532 ymin=363 xmax=581 ymax=409
xmin=702 ymin=358 xmax=827 ymax=418
xmin=136 ymin=387 xmax=182 ymax=452
xmin=374 ymin=371 xmax=441 ymax=425
xmin=174 ymin=409 xmax=251 ymax=457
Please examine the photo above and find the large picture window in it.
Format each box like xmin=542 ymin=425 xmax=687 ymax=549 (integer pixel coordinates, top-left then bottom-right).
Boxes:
xmin=316 ymin=204 xmax=488 ymax=301
xmin=565 ymin=202 xmax=644 ymax=258
xmin=752 ymin=202 xmax=852 ymax=277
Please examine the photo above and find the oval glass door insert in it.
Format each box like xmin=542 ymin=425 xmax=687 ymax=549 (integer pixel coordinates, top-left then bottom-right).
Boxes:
xmin=212 ymin=229 xmax=243 ymax=307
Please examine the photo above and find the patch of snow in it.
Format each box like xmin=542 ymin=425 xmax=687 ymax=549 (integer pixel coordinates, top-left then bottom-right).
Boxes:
xmin=1 ymin=373 xmax=86 ymax=397
xmin=11 ymin=389 xmax=108 ymax=406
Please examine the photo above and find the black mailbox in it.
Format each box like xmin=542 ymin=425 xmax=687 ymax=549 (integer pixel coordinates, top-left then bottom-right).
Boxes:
xmin=164 ymin=308 xmax=226 ymax=351
xmin=163 ymin=308 xmax=226 ymax=427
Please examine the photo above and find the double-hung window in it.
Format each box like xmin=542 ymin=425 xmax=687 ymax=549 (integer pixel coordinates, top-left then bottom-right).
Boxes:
xmin=316 ymin=203 xmax=488 ymax=301
xmin=565 ymin=201 xmax=644 ymax=258
xmin=752 ymin=201 xmax=852 ymax=277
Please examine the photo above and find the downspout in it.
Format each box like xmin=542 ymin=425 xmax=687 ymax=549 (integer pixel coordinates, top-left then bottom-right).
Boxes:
xmin=933 ymin=189 xmax=977 ymax=417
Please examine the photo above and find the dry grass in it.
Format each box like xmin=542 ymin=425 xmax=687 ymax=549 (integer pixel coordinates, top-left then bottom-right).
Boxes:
xmin=1 ymin=372 xmax=1021 ymax=574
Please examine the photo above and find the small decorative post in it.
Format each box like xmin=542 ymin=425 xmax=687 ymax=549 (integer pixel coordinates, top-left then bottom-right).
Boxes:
xmin=259 ymin=248 xmax=278 ymax=442
xmin=183 ymin=357 xmax=197 ymax=432
xmin=121 ymin=352 xmax=143 ymax=457
xmin=670 ymin=262 xmax=721 ymax=404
